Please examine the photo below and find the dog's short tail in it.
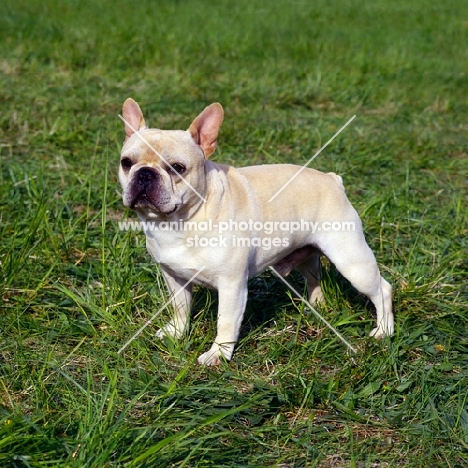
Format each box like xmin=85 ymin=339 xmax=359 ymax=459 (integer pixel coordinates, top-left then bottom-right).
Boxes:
xmin=327 ymin=172 xmax=345 ymax=191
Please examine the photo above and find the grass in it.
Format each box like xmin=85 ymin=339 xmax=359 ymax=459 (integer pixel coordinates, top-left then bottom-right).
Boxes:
xmin=1 ymin=0 xmax=467 ymax=466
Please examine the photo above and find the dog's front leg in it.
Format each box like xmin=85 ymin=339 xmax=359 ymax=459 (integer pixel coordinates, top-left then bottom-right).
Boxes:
xmin=155 ymin=268 xmax=193 ymax=340
xmin=197 ymin=278 xmax=248 ymax=366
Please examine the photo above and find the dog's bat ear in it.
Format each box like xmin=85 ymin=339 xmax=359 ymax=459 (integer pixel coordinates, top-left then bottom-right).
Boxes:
xmin=188 ymin=103 xmax=224 ymax=158
xmin=122 ymin=98 xmax=147 ymax=141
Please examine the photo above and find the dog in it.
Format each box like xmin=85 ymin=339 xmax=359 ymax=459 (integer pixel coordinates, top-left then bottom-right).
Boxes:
xmin=119 ymin=99 xmax=393 ymax=365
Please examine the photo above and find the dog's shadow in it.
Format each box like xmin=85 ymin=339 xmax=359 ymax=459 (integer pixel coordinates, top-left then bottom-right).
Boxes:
xmin=190 ymin=263 xmax=373 ymax=340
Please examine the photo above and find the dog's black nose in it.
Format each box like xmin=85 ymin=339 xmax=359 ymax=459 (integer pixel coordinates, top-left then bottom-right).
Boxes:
xmin=137 ymin=168 xmax=157 ymax=186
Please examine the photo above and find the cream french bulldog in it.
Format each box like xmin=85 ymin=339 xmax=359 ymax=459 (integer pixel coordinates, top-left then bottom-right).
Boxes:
xmin=119 ymin=99 xmax=393 ymax=365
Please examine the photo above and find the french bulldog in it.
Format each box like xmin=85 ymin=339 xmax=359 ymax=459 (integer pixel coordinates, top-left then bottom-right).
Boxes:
xmin=119 ymin=98 xmax=393 ymax=365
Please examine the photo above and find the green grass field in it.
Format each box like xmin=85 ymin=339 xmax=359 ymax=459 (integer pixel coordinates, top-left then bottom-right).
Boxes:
xmin=1 ymin=0 xmax=467 ymax=466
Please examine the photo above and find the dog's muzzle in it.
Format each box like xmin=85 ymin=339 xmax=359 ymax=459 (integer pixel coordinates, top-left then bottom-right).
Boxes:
xmin=128 ymin=167 xmax=178 ymax=214
xmin=129 ymin=167 xmax=160 ymax=209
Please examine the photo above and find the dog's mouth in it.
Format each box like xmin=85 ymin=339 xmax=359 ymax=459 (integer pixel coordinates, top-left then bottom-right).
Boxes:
xmin=130 ymin=189 xmax=150 ymax=209
xmin=130 ymin=189 xmax=179 ymax=215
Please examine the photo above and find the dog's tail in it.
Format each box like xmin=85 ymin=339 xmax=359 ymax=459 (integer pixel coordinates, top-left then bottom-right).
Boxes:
xmin=327 ymin=172 xmax=345 ymax=191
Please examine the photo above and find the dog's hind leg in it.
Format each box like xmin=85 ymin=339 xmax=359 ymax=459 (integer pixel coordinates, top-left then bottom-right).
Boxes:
xmin=321 ymin=232 xmax=393 ymax=338
xmin=295 ymin=250 xmax=324 ymax=305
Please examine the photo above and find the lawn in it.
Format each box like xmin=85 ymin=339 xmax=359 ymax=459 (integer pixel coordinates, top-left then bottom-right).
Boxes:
xmin=1 ymin=0 xmax=467 ymax=466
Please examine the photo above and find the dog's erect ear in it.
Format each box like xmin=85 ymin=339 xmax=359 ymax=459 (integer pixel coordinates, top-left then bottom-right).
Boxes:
xmin=188 ymin=103 xmax=224 ymax=158
xmin=122 ymin=98 xmax=147 ymax=142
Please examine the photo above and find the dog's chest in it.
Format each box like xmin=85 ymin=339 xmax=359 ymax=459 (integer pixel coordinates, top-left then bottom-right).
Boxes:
xmin=145 ymin=229 xmax=187 ymax=266
xmin=145 ymin=230 xmax=224 ymax=288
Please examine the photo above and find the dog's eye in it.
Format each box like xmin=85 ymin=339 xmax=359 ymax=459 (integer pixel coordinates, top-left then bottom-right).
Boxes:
xmin=170 ymin=163 xmax=186 ymax=175
xmin=121 ymin=158 xmax=133 ymax=170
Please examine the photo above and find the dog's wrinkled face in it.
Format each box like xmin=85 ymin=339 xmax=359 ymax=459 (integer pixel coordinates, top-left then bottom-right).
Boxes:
xmin=119 ymin=129 xmax=205 ymax=217
xmin=119 ymin=99 xmax=224 ymax=219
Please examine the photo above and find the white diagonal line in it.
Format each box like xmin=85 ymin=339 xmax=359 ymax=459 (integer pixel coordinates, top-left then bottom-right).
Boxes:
xmin=117 ymin=266 xmax=206 ymax=354
xmin=118 ymin=114 xmax=207 ymax=203
xmin=269 ymin=266 xmax=357 ymax=354
xmin=268 ymin=115 xmax=356 ymax=202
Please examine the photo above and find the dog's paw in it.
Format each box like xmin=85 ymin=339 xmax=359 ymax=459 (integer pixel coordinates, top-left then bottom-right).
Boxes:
xmin=310 ymin=288 xmax=325 ymax=305
xmin=197 ymin=350 xmax=222 ymax=366
xmin=155 ymin=322 xmax=184 ymax=340
xmin=369 ymin=324 xmax=394 ymax=339
xmin=155 ymin=328 xmax=167 ymax=340
xmin=197 ymin=343 xmax=234 ymax=366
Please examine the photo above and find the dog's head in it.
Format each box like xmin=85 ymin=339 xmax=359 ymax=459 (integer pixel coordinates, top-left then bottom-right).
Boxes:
xmin=119 ymin=99 xmax=224 ymax=218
